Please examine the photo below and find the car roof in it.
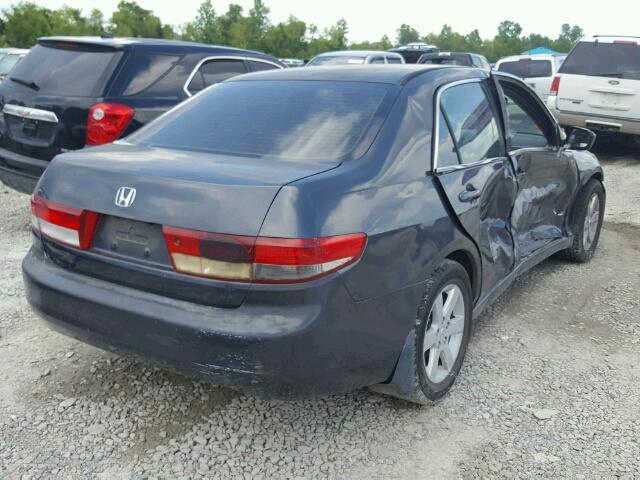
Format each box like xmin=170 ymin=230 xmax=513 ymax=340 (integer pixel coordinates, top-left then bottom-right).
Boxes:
xmin=497 ymin=54 xmax=566 ymax=63
xmin=38 ymin=36 xmax=272 ymax=57
xmin=228 ymin=64 xmax=483 ymax=85
xmin=312 ymin=50 xmax=401 ymax=58
xmin=590 ymin=35 xmax=640 ymax=43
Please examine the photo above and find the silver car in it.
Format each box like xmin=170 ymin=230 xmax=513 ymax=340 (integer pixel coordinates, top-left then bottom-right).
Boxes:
xmin=307 ymin=50 xmax=405 ymax=66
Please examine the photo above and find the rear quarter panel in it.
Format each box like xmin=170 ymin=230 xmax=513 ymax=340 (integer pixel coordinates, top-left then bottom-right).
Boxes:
xmin=259 ymin=73 xmax=481 ymax=303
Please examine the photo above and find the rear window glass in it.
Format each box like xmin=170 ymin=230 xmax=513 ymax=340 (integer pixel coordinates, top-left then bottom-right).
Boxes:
xmin=0 ymin=54 xmax=23 ymax=75
xmin=308 ymin=56 xmax=366 ymax=66
xmin=498 ymin=59 xmax=552 ymax=78
xmin=111 ymin=51 xmax=181 ymax=96
xmin=8 ymin=44 xmax=120 ymax=97
xmin=422 ymin=58 xmax=467 ymax=66
xmin=129 ymin=80 xmax=391 ymax=163
xmin=560 ymin=41 xmax=640 ymax=80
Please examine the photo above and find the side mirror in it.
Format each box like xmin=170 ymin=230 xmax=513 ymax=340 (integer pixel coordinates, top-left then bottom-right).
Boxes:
xmin=565 ymin=127 xmax=596 ymax=151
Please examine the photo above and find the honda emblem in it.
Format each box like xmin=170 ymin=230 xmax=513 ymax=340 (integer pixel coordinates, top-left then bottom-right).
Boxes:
xmin=115 ymin=186 xmax=136 ymax=208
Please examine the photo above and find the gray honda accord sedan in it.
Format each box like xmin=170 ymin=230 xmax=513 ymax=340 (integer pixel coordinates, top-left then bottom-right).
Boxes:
xmin=23 ymin=65 xmax=604 ymax=404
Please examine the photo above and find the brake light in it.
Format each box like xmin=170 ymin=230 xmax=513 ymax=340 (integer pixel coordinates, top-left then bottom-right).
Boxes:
xmin=86 ymin=102 xmax=135 ymax=145
xmin=550 ymin=76 xmax=561 ymax=96
xmin=30 ymin=196 xmax=99 ymax=249
xmin=613 ymin=40 xmax=637 ymax=45
xmin=162 ymin=227 xmax=367 ymax=283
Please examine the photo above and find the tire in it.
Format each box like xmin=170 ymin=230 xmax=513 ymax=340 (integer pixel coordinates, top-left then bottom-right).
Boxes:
xmin=557 ymin=178 xmax=605 ymax=263
xmin=404 ymin=259 xmax=473 ymax=404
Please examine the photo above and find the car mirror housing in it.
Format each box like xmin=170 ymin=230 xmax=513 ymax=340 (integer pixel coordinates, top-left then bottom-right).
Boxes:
xmin=566 ymin=127 xmax=596 ymax=151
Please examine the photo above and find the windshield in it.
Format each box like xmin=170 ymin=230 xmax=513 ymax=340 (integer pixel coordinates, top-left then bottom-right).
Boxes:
xmin=129 ymin=80 xmax=392 ymax=163
xmin=8 ymin=43 xmax=121 ymax=96
xmin=308 ymin=56 xmax=366 ymax=66
xmin=560 ymin=41 xmax=640 ymax=80
xmin=498 ymin=59 xmax=552 ymax=78
xmin=0 ymin=54 xmax=23 ymax=75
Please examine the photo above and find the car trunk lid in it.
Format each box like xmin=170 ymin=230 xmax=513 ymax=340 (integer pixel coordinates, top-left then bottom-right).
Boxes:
xmin=36 ymin=143 xmax=337 ymax=307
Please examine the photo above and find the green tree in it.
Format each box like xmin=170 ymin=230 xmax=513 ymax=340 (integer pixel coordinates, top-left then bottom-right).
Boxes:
xmin=183 ymin=0 xmax=218 ymax=44
xmin=396 ymin=24 xmax=420 ymax=46
xmin=247 ymin=0 xmax=270 ymax=50
xmin=49 ymin=6 xmax=88 ymax=36
xmin=86 ymin=8 xmax=106 ymax=35
xmin=3 ymin=2 xmax=51 ymax=47
xmin=109 ymin=1 xmax=164 ymax=38
xmin=554 ymin=23 xmax=584 ymax=52
xmin=263 ymin=16 xmax=307 ymax=58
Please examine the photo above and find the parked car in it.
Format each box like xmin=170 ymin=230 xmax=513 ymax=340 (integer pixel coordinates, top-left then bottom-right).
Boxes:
xmin=0 ymin=49 xmax=28 ymax=82
xmin=496 ymin=54 xmax=566 ymax=101
xmin=279 ymin=58 xmax=305 ymax=67
xmin=389 ymin=42 xmax=439 ymax=63
xmin=307 ymin=50 xmax=404 ymax=66
xmin=546 ymin=35 xmax=640 ymax=147
xmin=0 ymin=36 xmax=283 ymax=194
xmin=418 ymin=51 xmax=491 ymax=70
xmin=23 ymin=65 xmax=604 ymax=404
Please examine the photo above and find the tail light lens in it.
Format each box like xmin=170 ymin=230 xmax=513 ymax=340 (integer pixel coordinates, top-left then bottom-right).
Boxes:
xmin=163 ymin=226 xmax=367 ymax=283
xmin=31 ymin=196 xmax=99 ymax=249
xmin=550 ymin=76 xmax=561 ymax=96
xmin=86 ymin=102 xmax=135 ymax=145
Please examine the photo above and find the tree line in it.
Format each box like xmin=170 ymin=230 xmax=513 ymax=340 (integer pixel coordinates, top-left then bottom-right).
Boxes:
xmin=0 ymin=0 xmax=584 ymax=61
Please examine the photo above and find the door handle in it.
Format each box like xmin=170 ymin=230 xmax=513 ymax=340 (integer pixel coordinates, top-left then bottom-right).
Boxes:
xmin=459 ymin=186 xmax=481 ymax=203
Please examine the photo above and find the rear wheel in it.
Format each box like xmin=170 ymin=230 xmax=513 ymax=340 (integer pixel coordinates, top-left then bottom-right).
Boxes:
xmin=405 ymin=260 xmax=472 ymax=404
xmin=557 ymin=179 xmax=605 ymax=263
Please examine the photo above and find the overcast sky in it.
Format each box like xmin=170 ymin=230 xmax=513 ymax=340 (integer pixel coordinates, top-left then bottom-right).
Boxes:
xmin=1 ymin=0 xmax=637 ymax=42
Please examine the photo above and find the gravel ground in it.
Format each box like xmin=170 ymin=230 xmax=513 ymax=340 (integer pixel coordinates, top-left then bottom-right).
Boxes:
xmin=1 ymin=147 xmax=639 ymax=479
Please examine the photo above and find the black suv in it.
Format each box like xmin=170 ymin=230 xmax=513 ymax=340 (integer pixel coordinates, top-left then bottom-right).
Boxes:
xmin=0 ymin=36 xmax=283 ymax=193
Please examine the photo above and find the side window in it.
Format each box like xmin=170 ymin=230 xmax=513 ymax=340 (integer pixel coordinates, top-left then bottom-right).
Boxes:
xmin=440 ymin=82 xmax=502 ymax=165
xmin=387 ymin=56 xmax=403 ymax=64
xmin=370 ymin=57 xmax=386 ymax=64
xmin=437 ymin=111 xmax=460 ymax=168
xmin=113 ymin=52 xmax=181 ymax=97
xmin=500 ymin=81 xmax=556 ymax=150
xmin=187 ymin=59 xmax=247 ymax=95
xmin=248 ymin=60 xmax=279 ymax=72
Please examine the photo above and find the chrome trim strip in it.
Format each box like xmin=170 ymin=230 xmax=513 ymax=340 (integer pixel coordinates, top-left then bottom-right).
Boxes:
xmin=3 ymin=104 xmax=59 ymax=123
xmin=183 ymin=56 xmax=283 ymax=97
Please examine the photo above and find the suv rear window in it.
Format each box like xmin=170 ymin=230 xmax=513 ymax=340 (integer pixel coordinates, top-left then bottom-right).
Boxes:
xmin=498 ymin=59 xmax=552 ymax=78
xmin=7 ymin=43 xmax=121 ymax=97
xmin=129 ymin=80 xmax=391 ymax=163
xmin=560 ymin=41 xmax=640 ymax=80
xmin=0 ymin=54 xmax=23 ymax=75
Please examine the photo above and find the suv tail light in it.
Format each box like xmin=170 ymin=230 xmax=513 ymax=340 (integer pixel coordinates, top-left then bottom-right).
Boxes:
xmin=162 ymin=227 xmax=367 ymax=283
xmin=550 ymin=76 xmax=561 ymax=96
xmin=31 ymin=196 xmax=99 ymax=249
xmin=86 ymin=102 xmax=135 ymax=145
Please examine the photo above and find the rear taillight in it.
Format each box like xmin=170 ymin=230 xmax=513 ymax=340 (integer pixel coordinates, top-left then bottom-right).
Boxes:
xmin=86 ymin=102 xmax=135 ymax=146
xmin=31 ymin=196 xmax=99 ymax=249
xmin=550 ymin=75 xmax=561 ymax=96
xmin=162 ymin=227 xmax=367 ymax=284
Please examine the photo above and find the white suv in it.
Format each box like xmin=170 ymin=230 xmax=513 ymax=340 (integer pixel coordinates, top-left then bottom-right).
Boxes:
xmin=496 ymin=54 xmax=566 ymax=101
xmin=546 ymin=36 xmax=640 ymax=146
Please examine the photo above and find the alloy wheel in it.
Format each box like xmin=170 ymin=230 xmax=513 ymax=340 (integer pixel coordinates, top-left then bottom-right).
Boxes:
xmin=423 ymin=284 xmax=465 ymax=384
xmin=582 ymin=193 xmax=600 ymax=251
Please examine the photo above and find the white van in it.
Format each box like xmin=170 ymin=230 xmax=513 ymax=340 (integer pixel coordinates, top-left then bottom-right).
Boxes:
xmin=546 ymin=36 xmax=640 ymax=146
xmin=496 ymin=54 xmax=566 ymax=101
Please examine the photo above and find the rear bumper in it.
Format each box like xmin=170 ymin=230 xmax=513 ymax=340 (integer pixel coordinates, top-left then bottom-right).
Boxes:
xmin=548 ymin=103 xmax=640 ymax=136
xmin=23 ymin=246 xmax=417 ymax=398
xmin=0 ymin=146 xmax=49 ymax=194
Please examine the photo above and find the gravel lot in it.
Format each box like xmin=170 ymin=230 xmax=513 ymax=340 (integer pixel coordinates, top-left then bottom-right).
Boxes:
xmin=1 ymin=146 xmax=639 ymax=479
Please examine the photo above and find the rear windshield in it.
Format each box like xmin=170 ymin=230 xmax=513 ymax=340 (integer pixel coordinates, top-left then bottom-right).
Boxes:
xmin=0 ymin=54 xmax=23 ymax=75
xmin=7 ymin=43 xmax=121 ymax=97
xmin=308 ymin=56 xmax=366 ymax=66
xmin=560 ymin=41 xmax=640 ymax=80
xmin=129 ymin=80 xmax=392 ymax=163
xmin=498 ymin=59 xmax=552 ymax=78
xmin=422 ymin=57 xmax=469 ymax=66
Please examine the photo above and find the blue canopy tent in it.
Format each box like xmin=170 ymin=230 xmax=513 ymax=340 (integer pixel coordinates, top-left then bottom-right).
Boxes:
xmin=521 ymin=47 xmax=560 ymax=55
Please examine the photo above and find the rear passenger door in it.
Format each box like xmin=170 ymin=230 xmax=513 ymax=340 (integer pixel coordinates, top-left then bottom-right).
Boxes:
xmin=434 ymin=79 xmax=518 ymax=297
xmin=185 ymin=58 xmax=247 ymax=96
